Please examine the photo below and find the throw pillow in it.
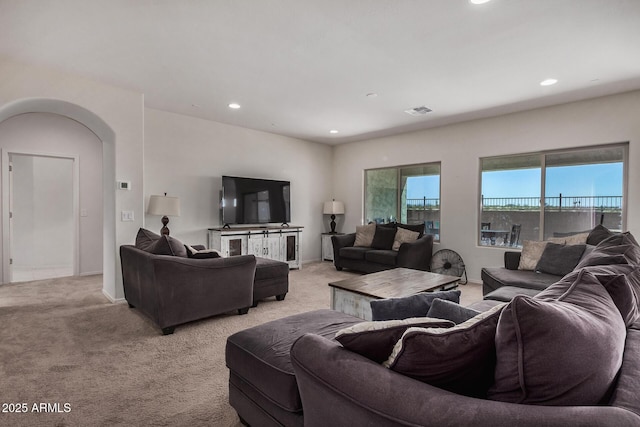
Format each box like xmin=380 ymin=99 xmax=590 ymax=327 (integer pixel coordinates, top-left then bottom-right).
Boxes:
xmin=559 ymin=264 xmax=640 ymax=327
xmin=426 ymin=298 xmax=481 ymax=324
xmin=135 ymin=228 xmax=162 ymax=251
xmin=371 ymin=225 xmax=397 ymax=250
xmin=370 ymin=290 xmax=461 ymax=321
xmin=354 ymin=223 xmax=376 ymax=247
xmin=564 ymin=232 xmax=589 ymax=245
xmin=488 ymin=270 xmax=626 ymax=406
xmin=517 ymin=240 xmax=547 ymax=271
xmin=392 ymin=227 xmax=420 ymax=251
xmin=146 ymin=235 xmax=188 ymax=257
xmin=185 ymin=245 xmax=222 ymax=259
xmin=586 ymin=224 xmax=614 ymax=245
xmin=597 ymin=273 xmax=640 ymax=327
xmin=596 ymin=231 xmax=640 ymax=250
xmin=397 ymin=223 xmax=425 ymax=238
xmin=384 ymin=303 xmax=506 ymax=398
xmin=575 ymin=244 xmax=640 ymax=268
xmin=535 ymin=242 xmax=586 ymax=276
xmin=335 ymin=317 xmax=454 ymax=364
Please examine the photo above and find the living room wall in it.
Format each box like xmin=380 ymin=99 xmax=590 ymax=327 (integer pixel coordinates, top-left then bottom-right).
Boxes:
xmin=143 ymin=108 xmax=334 ymax=262
xmin=332 ymin=90 xmax=640 ymax=283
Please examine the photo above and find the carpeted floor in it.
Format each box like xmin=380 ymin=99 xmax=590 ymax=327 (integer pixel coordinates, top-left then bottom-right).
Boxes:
xmin=0 ymin=262 xmax=482 ymax=427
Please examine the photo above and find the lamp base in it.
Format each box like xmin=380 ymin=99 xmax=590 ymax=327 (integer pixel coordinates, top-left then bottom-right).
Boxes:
xmin=329 ymin=214 xmax=337 ymax=234
xmin=160 ymin=215 xmax=170 ymax=236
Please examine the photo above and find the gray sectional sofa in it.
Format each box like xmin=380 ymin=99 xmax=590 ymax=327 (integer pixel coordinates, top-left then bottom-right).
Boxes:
xmin=481 ymin=224 xmax=615 ymax=297
xmin=226 ymin=227 xmax=640 ymax=426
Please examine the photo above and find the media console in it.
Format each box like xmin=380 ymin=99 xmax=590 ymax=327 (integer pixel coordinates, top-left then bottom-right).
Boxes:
xmin=208 ymin=226 xmax=302 ymax=269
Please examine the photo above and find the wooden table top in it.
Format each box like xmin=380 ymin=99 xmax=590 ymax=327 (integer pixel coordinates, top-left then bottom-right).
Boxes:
xmin=328 ymin=268 xmax=460 ymax=299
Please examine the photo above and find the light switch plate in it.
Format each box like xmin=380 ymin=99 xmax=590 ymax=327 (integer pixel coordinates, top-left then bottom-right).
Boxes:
xmin=121 ymin=211 xmax=134 ymax=221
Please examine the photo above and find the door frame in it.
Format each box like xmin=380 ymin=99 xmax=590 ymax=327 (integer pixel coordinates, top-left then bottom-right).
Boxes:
xmin=2 ymin=149 xmax=80 ymax=283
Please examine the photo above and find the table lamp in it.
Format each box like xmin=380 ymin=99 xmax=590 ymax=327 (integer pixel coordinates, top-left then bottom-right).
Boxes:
xmin=147 ymin=193 xmax=181 ymax=235
xmin=323 ymin=200 xmax=345 ymax=234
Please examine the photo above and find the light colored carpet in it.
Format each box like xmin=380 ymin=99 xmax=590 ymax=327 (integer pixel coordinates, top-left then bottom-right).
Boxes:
xmin=0 ymin=262 xmax=482 ymax=427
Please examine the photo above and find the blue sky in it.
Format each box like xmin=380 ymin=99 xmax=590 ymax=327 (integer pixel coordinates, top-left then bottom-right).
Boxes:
xmin=406 ymin=163 xmax=623 ymax=199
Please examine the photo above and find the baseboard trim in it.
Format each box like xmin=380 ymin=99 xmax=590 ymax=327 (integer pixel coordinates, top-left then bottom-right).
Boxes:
xmin=102 ymin=289 xmax=125 ymax=304
xmin=80 ymin=270 xmax=103 ymax=276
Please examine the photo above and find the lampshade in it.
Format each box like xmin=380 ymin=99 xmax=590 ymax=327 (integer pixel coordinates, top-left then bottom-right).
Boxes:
xmin=323 ymin=200 xmax=345 ymax=215
xmin=148 ymin=195 xmax=181 ymax=217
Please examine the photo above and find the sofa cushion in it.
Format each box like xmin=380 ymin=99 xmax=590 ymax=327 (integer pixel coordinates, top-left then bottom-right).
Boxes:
xmin=135 ymin=228 xmax=162 ymax=251
xmin=354 ymin=223 xmax=376 ymax=247
xmin=254 ymin=257 xmax=289 ymax=281
xmin=517 ymin=240 xmax=547 ymax=270
xmin=535 ymin=242 xmax=585 ymax=276
xmin=335 ymin=317 xmax=454 ymax=364
xmin=483 ymin=286 xmax=541 ymax=302
xmin=384 ymin=303 xmax=505 ymax=398
xmin=392 ymin=227 xmax=419 ymax=251
xmin=226 ymin=309 xmax=361 ymax=413
xmin=586 ymin=224 xmax=614 ymax=245
xmin=488 ymin=269 xmax=626 ymax=406
xmin=339 ymin=246 xmax=369 ymax=261
xmin=371 ymin=225 xmax=397 ymax=250
xmin=426 ymin=298 xmax=481 ymax=324
xmin=370 ymin=290 xmax=461 ymax=321
xmin=364 ymin=250 xmax=397 ymax=266
xmin=145 ymin=235 xmax=188 ymax=257
xmin=481 ymin=267 xmax=559 ymax=294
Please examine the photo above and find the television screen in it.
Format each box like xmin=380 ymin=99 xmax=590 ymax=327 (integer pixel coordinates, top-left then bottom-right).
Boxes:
xmin=221 ymin=176 xmax=291 ymax=225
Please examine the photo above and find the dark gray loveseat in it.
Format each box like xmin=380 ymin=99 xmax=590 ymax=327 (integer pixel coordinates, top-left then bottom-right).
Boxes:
xmin=331 ymin=223 xmax=434 ymax=273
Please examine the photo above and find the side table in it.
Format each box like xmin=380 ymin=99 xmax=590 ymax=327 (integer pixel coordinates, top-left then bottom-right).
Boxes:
xmin=321 ymin=232 xmax=343 ymax=261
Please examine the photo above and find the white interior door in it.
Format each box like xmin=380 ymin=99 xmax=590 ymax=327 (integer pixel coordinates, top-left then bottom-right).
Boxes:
xmin=10 ymin=154 xmax=75 ymax=282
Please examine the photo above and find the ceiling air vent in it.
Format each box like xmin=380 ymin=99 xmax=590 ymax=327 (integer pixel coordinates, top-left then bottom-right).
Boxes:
xmin=404 ymin=106 xmax=433 ymax=116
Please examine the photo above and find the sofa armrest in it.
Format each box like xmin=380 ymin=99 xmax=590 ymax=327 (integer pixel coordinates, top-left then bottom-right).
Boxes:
xmin=397 ymin=234 xmax=434 ymax=271
xmin=504 ymin=251 xmax=521 ymax=270
xmin=291 ymin=334 xmax=640 ymax=427
xmin=151 ymin=254 xmax=256 ymax=328
xmin=331 ymin=233 xmax=356 ymax=268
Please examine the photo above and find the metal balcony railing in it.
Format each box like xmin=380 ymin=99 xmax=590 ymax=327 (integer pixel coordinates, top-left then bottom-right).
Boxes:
xmin=406 ymin=197 xmax=440 ymax=209
xmin=480 ymin=194 xmax=622 ymax=212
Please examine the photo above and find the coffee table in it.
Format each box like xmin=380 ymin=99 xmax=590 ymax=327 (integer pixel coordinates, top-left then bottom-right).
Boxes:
xmin=328 ymin=268 xmax=460 ymax=320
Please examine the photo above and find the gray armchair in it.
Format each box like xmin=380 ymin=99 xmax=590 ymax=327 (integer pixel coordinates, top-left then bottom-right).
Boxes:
xmin=120 ymin=245 xmax=256 ymax=335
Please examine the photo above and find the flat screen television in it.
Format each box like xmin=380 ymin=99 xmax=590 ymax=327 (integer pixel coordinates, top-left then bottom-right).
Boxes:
xmin=221 ymin=176 xmax=291 ymax=226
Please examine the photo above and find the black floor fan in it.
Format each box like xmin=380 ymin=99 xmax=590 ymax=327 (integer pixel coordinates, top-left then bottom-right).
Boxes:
xmin=430 ymin=249 xmax=467 ymax=284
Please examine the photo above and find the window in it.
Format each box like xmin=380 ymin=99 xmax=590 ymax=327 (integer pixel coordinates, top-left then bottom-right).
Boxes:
xmin=479 ymin=144 xmax=626 ymax=247
xmin=365 ymin=163 xmax=440 ymax=240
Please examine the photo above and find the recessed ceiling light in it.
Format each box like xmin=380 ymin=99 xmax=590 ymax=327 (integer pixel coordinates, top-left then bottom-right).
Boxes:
xmin=404 ymin=106 xmax=433 ymax=116
xmin=329 ymin=130 xmax=339 ymax=134
xmin=470 ymin=0 xmax=492 ymax=4
xmin=540 ymin=78 xmax=558 ymax=86
xmin=366 ymin=92 xmax=378 ymax=98
xmin=228 ymin=103 xmax=241 ymax=109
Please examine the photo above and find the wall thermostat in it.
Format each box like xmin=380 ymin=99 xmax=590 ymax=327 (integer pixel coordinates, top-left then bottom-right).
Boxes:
xmin=117 ymin=181 xmax=131 ymax=190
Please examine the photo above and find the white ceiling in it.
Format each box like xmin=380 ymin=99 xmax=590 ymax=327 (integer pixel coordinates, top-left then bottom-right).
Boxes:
xmin=2 ymin=0 xmax=640 ymax=145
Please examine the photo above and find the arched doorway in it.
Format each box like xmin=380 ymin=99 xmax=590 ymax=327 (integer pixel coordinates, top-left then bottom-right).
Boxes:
xmin=0 ymin=98 xmax=116 ymax=298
